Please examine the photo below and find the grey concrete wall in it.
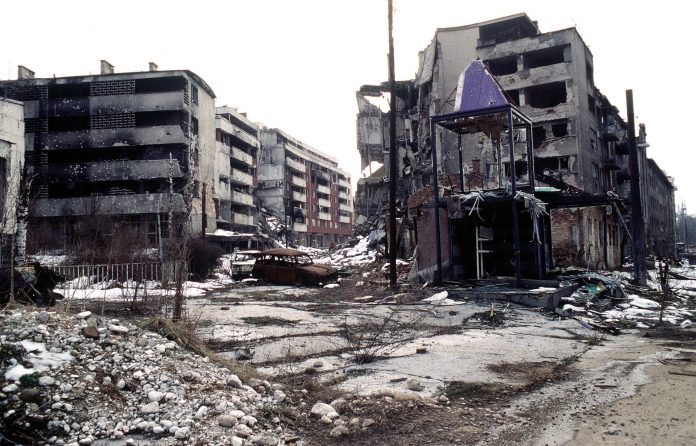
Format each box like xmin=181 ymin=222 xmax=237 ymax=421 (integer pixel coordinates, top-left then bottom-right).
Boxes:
xmin=189 ymin=77 xmax=217 ymax=235
xmin=0 ymin=99 xmax=25 ymax=235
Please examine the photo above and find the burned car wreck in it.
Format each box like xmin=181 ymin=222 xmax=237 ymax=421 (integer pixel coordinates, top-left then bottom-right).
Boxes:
xmin=0 ymin=263 xmax=65 ymax=307
xmin=251 ymin=248 xmax=338 ymax=286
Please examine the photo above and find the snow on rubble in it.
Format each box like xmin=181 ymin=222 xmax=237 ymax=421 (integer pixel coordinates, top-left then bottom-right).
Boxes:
xmin=0 ymin=309 xmax=291 ymax=445
xmin=559 ymin=267 xmax=696 ymax=329
xmin=313 ymin=236 xmax=378 ymax=268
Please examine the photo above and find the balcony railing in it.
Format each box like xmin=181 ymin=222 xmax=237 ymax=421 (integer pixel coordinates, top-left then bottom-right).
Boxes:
xmin=230 ymin=168 xmax=253 ymax=185
xmin=318 ymin=212 xmax=332 ymax=221
xmin=231 ymin=147 xmax=253 ymax=166
xmin=232 ymin=213 xmax=254 ymax=226
xmin=339 ymin=203 xmax=352 ymax=212
xmin=43 ymin=159 xmax=184 ymax=183
xmin=30 ymin=193 xmax=186 ymax=218
xmin=292 ymin=191 xmax=307 ymax=202
xmin=286 ymin=157 xmax=306 ymax=173
xmin=313 ymin=169 xmax=330 ymax=181
xmin=339 ymin=191 xmax=351 ymax=200
xmin=318 ymin=198 xmax=331 ymax=208
xmin=338 ymin=178 xmax=350 ymax=188
xmin=291 ymin=176 xmax=307 ymax=188
xmin=317 ymin=184 xmax=330 ymax=194
xmin=231 ymin=190 xmax=253 ymax=206
xmin=217 ymin=118 xmax=260 ymax=148
xmin=339 ymin=215 xmax=351 ymax=223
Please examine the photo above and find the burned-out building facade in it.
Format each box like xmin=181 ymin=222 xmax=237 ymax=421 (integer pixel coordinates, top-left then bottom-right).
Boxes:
xmin=0 ymin=97 xmax=25 ymax=263
xmin=0 ymin=63 xmax=218 ymax=247
xmin=257 ymin=128 xmax=352 ymax=247
xmin=355 ymin=13 xmax=667 ymax=275
xmin=214 ymin=106 xmax=259 ymax=233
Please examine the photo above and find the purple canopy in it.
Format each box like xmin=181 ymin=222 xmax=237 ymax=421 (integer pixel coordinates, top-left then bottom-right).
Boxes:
xmin=454 ymin=60 xmax=511 ymax=113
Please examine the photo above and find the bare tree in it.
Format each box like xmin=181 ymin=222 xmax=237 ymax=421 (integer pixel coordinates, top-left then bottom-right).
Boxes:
xmin=657 ymin=261 xmax=674 ymax=325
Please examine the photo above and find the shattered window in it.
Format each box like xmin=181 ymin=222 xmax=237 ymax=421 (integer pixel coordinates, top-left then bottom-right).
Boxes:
xmin=192 ymin=85 xmax=199 ymax=105
xmin=525 ymin=82 xmax=567 ymax=108
xmin=523 ymin=45 xmax=566 ymax=69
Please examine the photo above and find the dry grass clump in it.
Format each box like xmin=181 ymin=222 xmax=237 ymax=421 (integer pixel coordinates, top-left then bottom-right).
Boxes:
xmin=142 ymin=317 xmax=262 ymax=382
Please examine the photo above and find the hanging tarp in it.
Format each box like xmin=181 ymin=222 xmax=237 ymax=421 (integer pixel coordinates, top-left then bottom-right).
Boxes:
xmin=453 ymin=60 xmax=511 ymax=112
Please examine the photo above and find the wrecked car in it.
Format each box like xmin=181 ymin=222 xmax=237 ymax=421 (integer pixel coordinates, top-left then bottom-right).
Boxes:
xmin=251 ymin=248 xmax=338 ymax=286
xmin=0 ymin=263 xmax=65 ymax=307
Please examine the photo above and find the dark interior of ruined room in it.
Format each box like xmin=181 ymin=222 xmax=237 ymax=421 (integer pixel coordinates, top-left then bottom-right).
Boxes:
xmin=451 ymin=200 xmax=541 ymax=280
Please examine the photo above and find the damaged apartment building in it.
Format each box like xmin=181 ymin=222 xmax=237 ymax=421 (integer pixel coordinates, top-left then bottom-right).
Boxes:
xmin=357 ymin=13 xmax=676 ymax=278
xmin=214 ymin=106 xmax=259 ymax=234
xmin=0 ymin=62 xmax=218 ymax=248
xmin=257 ymin=128 xmax=352 ymax=247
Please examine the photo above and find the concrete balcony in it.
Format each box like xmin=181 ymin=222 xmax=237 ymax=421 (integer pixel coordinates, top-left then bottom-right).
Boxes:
xmin=89 ymin=91 xmax=186 ymax=115
xmin=293 ymin=222 xmax=307 ymax=232
xmin=231 ymin=190 xmax=253 ymax=206
xmin=338 ymin=178 xmax=350 ymax=188
xmin=339 ymin=203 xmax=352 ymax=212
xmin=317 ymin=184 xmax=330 ymax=194
xmin=231 ymin=147 xmax=253 ymax=166
xmin=30 ymin=193 xmax=186 ymax=218
xmin=339 ymin=191 xmax=351 ymax=200
xmin=313 ymin=169 xmax=331 ymax=182
xmin=318 ymin=198 xmax=331 ymax=208
xmin=45 ymin=125 xmax=188 ymax=150
xmin=495 ymin=62 xmax=572 ymax=91
xmin=230 ymin=168 xmax=253 ymax=186
xmin=291 ymin=175 xmax=307 ymax=188
xmin=43 ymin=159 xmax=184 ymax=183
xmin=339 ymin=215 xmax=351 ymax=224
xmin=292 ymin=191 xmax=307 ymax=202
xmin=217 ymin=118 xmax=260 ymax=149
xmin=232 ymin=213 xmax=254 ymax=226
xmin=318 ymin=212 xmax=332 ymax=221
xmin=286 ymin=157 xmax=306 ymax=173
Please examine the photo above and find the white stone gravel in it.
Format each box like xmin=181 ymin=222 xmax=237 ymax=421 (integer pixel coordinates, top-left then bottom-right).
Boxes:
xmin=0 ymin=309 xmax=293 ymax=445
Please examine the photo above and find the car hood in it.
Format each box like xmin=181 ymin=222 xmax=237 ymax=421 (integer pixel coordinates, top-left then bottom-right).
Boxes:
xmin=299 ymin=264 xmax=337 ymax=277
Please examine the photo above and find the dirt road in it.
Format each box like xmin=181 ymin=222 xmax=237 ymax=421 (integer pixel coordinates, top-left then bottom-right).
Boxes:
xmin=483 ymin=330 xmax=696 ymax=446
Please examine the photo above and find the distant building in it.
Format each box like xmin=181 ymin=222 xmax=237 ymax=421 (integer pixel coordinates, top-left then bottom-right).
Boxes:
xmin=214 ymin=106 xmax=259 ymax=233
xmin=0 ymin=97 xmax=25 ymax=264
xmin=0 ymin=63 xmax=217 ymax=247
xmin=636 ymin=125 xmax=676 ymax=258
xmin=257 ymin=128 xmax=352 ymax=247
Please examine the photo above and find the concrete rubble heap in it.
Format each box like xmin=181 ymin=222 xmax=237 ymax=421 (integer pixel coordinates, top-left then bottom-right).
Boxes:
xmin=0 ymin=309 xmax=290 ymax=445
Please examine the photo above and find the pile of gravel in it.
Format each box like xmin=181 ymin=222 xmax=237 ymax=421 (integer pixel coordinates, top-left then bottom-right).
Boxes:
xmin=0 ymin=309 xmax=291 ymax=445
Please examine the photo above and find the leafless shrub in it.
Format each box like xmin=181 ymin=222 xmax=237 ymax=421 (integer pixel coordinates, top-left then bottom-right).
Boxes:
xmin=341 ymin=308 xmax=426 ymax=364
xmin=142 ymin=316 xmax=262 ymax=383
xmin=584 ymin=330 xmax=608 ymax=345
xmin=657 ymin=261 xmax=675 ymax=325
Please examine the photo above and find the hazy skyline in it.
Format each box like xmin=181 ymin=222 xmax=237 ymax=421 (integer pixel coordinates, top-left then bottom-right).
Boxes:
xmin=3 ymin=0 xmax=693 ymax=212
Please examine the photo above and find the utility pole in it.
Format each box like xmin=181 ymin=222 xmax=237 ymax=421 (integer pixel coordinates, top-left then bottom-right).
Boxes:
xmin=387 ymin=0 xmax=397 ymax=287
xmin=626 ymin=90 xmax=647 ymax=286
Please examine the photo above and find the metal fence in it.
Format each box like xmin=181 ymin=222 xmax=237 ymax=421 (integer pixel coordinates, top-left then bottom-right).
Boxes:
xmin=48 ymin=260 xmax=186 ymax=287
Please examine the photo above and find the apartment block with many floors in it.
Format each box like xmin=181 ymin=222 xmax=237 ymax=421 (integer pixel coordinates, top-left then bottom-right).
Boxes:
xmin=0 ymin=62 xmax=218 ymax=247
xmin=214 ymin=106 xmax=259 ymax=233
xmin=257 ymin=128 xmax=352 ymax=247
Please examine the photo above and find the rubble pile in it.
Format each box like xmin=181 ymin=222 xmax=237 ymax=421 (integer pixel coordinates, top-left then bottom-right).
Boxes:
xmin=557 ymin=268 xmax=695 ymax=331
xmin=314 ymin=233 xmax=381 ymax=269
xmin=0 ymin=309 xmax=290 ymax=445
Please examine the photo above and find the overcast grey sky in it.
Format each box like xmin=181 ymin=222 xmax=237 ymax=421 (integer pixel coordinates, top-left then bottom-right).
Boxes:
xmin=3 ymin=0 xmax=694 ymax=212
